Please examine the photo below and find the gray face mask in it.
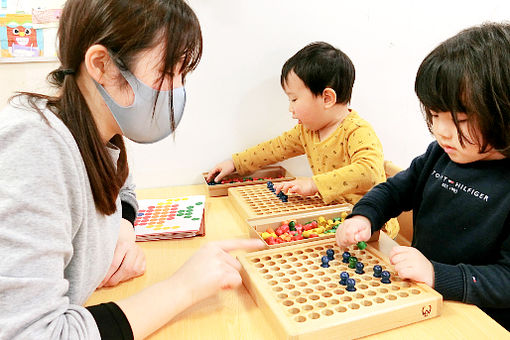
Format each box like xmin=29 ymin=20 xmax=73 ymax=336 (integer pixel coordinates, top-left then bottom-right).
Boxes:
xmin=95 ymin=69 xmax=185 ymax=144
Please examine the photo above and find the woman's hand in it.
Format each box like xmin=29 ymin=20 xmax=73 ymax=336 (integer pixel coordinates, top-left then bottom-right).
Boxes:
xmin=115 ymin=239 xmax=265 ymax=339
xmin=98 ymin=218 xmax=146 ymax=288
xmin=169 ymin=239 xmax=265 ymax=306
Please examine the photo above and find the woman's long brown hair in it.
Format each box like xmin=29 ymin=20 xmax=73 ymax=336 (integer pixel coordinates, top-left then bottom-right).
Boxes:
xmin=11 ymin=0 xmax=202 ymax=215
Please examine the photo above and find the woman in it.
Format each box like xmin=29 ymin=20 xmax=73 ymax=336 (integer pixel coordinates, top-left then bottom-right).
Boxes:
xmin=0 ymin=0 xmax=262 ymax=339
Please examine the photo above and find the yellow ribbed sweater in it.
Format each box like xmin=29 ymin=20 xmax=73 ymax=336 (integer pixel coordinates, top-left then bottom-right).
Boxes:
xmin=232 ymin=110 xmax=399 ymax=238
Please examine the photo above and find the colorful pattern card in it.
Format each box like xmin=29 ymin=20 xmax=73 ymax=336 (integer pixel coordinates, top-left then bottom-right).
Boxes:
xmin=134 ymin=195 xmax=206 ymax=241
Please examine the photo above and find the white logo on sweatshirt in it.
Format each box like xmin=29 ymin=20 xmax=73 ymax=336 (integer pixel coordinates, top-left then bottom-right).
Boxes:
xmin=431 ymin=170 xmax=489 ymax=202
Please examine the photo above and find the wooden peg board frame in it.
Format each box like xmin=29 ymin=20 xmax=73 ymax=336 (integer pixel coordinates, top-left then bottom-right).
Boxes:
xmin=238 ymin=238 xmax=442 ymax=340
xmin=228 ymin=183 xmax=349 ymax=220
xmin=203 ymin=166 xmax=295 ymax=197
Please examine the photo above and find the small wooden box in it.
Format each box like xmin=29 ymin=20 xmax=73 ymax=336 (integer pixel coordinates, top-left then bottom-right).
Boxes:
xmin=238 ymin=238 xmax=443 ymax=339
xmin=246 ymin=203 xmax=379 ymax=249
xmin=203 ymin=166 xmax=295 ymax=197
xmin=245 ymin=206 xmax=383 ymax=250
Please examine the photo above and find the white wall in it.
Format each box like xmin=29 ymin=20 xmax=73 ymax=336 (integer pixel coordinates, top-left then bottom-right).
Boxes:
xmin=0 ymin=0 xmax=66 ymax=12
xmin=1 ymin=0 xmax=509 ymax=188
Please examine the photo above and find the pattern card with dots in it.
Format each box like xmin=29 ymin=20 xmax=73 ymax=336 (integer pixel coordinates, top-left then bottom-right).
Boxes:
xmin=238 ymin=238 xmax=442 ymax=339
xmin=134 ymin=196 xmax=206 ymax=242
xmin=228 ymin=184 xmax=349 ymax=221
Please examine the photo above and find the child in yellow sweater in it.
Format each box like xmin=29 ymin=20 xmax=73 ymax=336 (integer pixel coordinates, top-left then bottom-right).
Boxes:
xmin=207 ymin=42 xmax=398 ymax=238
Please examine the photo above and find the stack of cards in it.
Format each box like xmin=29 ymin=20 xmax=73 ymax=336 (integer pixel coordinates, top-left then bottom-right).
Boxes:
xmin=134 ymin=195 xmax=206 ymax=241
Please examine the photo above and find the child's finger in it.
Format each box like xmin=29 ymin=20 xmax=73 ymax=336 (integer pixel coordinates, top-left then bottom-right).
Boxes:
xmin=389 ymin=251 xmax=407 ymax=265
xmin=346 ymin=234 xmax=358 ymax=247
xmin=354 ymin=227 xmax=371 ymax=242
xmin=393 ymin=264 xmax=415 ymax=280
xmin=214 ymin=169 xmax=229 ymax=183
xmin=349 ymin=230 xmax=360 ymax=244
xmin=281 ymin=182 xmax=289 ymax=194
xmin=285 ymin=181 xmax=298 ymax=194
xmin=389 ymin=245 xmax=408 ymax=258
xmin=389 ymin=247 xmax=408 ymax=264
xmin=207 ymin=168 xmax=220 ymax=182
xmin=273 ymin=182 xmax=283 ymax=194
xmin=287 ymin=184 xmax=300 ymax=194
xmin=338 ymin=226 xmax=357 ymax=247
xmin=279 ymin=182 xmax=292 ymax=194
xmin=207 ymin=166 xmax=221 ymax=181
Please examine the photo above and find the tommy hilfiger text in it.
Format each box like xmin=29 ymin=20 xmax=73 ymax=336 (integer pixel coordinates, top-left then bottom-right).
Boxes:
xmin=431 ymin=170 xmax=489 ymax=202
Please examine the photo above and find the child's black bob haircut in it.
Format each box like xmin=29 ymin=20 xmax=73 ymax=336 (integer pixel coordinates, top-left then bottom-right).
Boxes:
xmin=281 ymin=42 xmax=355 ymax=104
xmin=416 ymin=22 xmax=510 ymax=157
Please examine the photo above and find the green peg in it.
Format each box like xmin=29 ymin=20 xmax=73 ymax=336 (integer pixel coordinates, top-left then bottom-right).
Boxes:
xmin=348 ymin=256 xmax=358 ymax=269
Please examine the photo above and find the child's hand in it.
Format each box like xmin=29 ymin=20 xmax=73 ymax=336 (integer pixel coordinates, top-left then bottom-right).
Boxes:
xmin=335 ymin=215 xmax=371 ymax=248
xmin=99 ymin=219 xmax=146 ymax=288
xmin=389 ymin=246 xmax=434 ymax=287
xmin=274 ymin=178 xmax=318 ymax=197
xmin=170 ymin=239 xmax=265 ymax=306
xmin=206 ymin=160 xmax=235 ymax=183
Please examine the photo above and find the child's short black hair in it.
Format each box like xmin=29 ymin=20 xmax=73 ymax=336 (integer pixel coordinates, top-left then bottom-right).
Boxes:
xmin=281 ymin=42 xmax=355 ymax=104
xmin=415 ymin=22 xmax=510 ymax=157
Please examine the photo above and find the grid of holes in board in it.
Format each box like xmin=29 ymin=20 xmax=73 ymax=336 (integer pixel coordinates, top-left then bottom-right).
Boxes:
xmin=238 ymin=186 xmax=328 ymax=216
xmin=248 ymin=244 xmax=424 ymax=323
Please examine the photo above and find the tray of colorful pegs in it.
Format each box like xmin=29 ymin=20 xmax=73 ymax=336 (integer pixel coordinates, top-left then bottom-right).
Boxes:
xmin=203 ymin=165 xmax=295 ymax=197
xmin=244 ymin=206 xmax=383 ymax=249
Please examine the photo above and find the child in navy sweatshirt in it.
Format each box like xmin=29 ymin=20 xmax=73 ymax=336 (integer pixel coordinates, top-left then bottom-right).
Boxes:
xmin=336 ymin=22 xmax=510 ymax=330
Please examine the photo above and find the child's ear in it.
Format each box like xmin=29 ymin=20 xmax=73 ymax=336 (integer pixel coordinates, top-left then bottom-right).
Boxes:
xmin=84 ymin=44 xmax=118 ymax=85
xmin=322 ymin=88 xmax=337 ymax=108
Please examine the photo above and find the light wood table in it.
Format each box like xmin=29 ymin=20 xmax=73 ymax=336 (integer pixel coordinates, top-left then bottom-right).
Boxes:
xmin=86 ymin=185 xmax=510 ymax=339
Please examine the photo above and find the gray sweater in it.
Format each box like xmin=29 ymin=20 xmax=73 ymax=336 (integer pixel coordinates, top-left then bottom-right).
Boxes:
xmin=0 ymin=99 xmax=138 ymax=339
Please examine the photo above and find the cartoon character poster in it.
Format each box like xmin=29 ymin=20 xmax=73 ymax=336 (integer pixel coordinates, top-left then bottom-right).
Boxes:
xmin=0 ymin=14 xmax=42 ymax=58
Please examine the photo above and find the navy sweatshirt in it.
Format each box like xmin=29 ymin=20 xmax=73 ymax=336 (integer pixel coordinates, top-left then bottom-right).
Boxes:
xmin=351 ymin=142 xmax=510 ymax=329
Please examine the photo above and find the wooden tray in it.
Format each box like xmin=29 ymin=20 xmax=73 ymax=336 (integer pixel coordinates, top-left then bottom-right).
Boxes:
xmin=204 ymin=165 xmax=295 ymax=197
xmin=238 ymin=238 xmax=443 ymax=340
xmin=228 ymin=183 xmax=348 ymax=220
xmin=246 ymin=206 xmax=383 ymax=250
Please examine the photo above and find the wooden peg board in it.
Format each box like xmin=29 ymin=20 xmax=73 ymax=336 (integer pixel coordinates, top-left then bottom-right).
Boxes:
xmin=228 ymin=183 xmax=349 ymax=220
xmin=204 ymin=166 xmax=295 ymax=197
xmin=238 ymin=238 xmax=442 ymax=340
